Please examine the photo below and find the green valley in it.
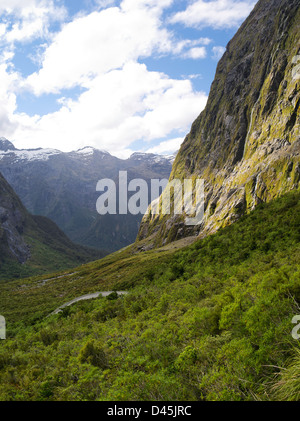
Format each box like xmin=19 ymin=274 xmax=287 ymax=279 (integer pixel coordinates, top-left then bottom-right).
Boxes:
xmin=0 ymin=191 xmax=299 ymax=400
xmin=0 ymin=0 xmax=299 ymax=403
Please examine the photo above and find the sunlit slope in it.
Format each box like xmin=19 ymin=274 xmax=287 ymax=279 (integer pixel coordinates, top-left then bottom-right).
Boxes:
xmin=0 ymin=191 xmax=299 ymax=400
xmin=0 ymin=243 xmax=176 ymax=325
xmin=138 ymin=0 xmax=300 ymax=248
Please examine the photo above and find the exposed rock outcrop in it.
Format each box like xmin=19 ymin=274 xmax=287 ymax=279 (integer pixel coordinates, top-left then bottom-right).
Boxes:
xmin=0 ymin=172 xmax=31 ymax=263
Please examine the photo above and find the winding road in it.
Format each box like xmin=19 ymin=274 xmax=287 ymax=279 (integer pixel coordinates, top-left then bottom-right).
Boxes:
xmin=50 ymin=291 xmax=128 ymax=315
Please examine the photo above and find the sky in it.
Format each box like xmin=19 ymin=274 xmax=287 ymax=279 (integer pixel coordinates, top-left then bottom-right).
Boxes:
xmin=0 ymin=0 xmax=257 ymax=158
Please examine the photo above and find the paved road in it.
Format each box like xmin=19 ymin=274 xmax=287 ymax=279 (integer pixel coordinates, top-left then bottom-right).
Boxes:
xmin=50 ymin=291 xmax=128 ymax=315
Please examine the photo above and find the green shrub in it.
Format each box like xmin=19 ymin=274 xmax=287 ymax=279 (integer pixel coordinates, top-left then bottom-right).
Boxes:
xmin=78 ymin=340 xmax=108 ymax=369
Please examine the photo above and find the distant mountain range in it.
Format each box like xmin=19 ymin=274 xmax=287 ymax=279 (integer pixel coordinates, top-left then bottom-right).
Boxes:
xmin=0 ymin=171 xmax=106 ymax=281
xmin=0 ymin=138 xmax=174 ymax=251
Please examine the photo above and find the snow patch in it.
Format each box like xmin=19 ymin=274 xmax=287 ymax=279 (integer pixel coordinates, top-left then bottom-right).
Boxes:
xmin=0 ymin=148 xmax=61 ymax=162
xmin=130 ymin=152 xmax=175 ymax=164
xmin=75 ymin=147 xmax=110 ymax=156
xmin=75 ymin=147 xmax=95 ymax=156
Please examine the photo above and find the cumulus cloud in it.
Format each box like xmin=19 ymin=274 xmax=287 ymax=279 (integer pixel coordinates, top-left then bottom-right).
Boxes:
xmin=170 ymin=0 xmax=257 ymax=29
xmin=172 ymin=37 xmax=211 ymax=58
xmin=146 ymin=137 xmax=184 ymax=155
xmin=22 ymin=3 xmax=213 ymax=96
xmin=0 ymin=0 xmax=66 ymax=44
xmin=12 ymin=62 xmax=207 ymax=157
xmin=0 ymin=0 xmax=211 ymax=157
xmin=23 ymin=3 xmax=175 ymax=95
xmin=0 ymin=62 xmax=19 ymax=137
xmin=183 ymin=47 xmax=207 ymax=59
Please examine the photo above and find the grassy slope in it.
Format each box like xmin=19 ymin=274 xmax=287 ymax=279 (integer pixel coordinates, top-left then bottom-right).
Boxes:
xmin=0 ymin=243 xmax=176 ymax=325
xmin=0 ymin=191 xmax=299 ymax=400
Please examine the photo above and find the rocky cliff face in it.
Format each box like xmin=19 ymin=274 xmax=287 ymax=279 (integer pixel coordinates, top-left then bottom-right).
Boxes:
xmin=137 ymin=0 xmax=300 ymax=248
xmin=0 ymin=172 xmax=31 ymax=263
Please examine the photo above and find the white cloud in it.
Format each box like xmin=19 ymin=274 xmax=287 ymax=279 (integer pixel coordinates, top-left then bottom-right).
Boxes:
xmin=0 ymin=0 xmax=210 ymax=157
xmin=0 ymin=0 xmax=66 ymax=44
xmin=187 ymin=74 xmax=203 ymax=79
xmin=212 ymin=45 xmax=226 ymax=60
xmin=183 ymin=47 xmax=207 ymax=59
xmin=171 ymin=37 xmax=212 ymax=56
xmin=121 ymin=0 xmax=174 ymax=12
xmin=0 ymin=63 xmax=19 ymax=137
xmin=23 ymin=3 xmax=175 ymax=95
xmin=146 ymin=137 xmax=183 ymax=155
xmin=96 ymin=0 xmax=116 ymax=8
xmin=0 ymin=24 xmax=6 ymax=37
xmin=12 ymin=62 xmax=207 ymax=157
xmin=170 ymin=0 xmax=257 ymax=29
xmin=22 ymin=1 xmax=212 ymax=95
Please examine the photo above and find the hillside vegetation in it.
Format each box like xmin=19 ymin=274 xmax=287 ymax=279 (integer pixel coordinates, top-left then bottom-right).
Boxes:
xmin=0 ymin=191 xmax=299 ymax=401
xmin=0 ymin=214 xmax=107 ymax=282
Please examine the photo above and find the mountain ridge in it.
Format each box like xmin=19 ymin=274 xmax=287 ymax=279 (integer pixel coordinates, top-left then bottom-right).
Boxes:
xmin=0 ymin=137 xmax=175 ymax=164
xmin=0 ymin=138 xmax=175 ymax=251
xmin=137 ymin=0 xmax=300 ymax=248
xmin=0 ymin=1 xmax=300 ymax=401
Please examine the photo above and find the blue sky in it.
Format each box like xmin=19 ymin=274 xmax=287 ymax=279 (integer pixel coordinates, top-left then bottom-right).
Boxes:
xmin=0 ymin=0 xmax=257 ymax=157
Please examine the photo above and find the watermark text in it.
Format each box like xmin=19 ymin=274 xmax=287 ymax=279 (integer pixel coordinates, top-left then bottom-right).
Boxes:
xmin=96 ymin=172 xmax=204 ymax=226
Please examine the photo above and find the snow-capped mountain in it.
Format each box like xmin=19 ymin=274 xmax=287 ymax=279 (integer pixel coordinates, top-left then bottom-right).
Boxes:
xmin=0 ymin=138 xmax=175 ymax=252
xmin=0 ymin=138 xmax=175 ymax=164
